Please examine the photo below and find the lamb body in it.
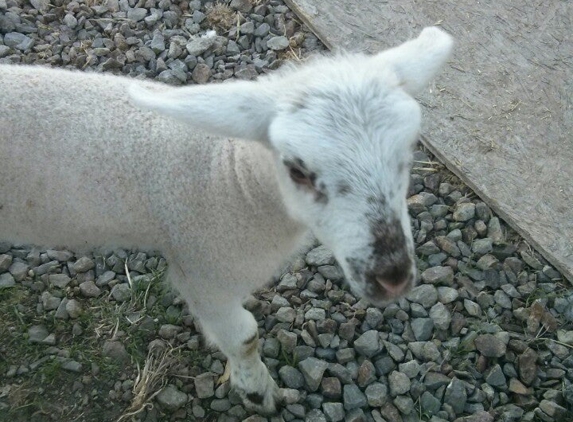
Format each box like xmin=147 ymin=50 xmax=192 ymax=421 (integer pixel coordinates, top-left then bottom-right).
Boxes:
xmin=0 ymin=26 xmax=453 ymax=413
xmin=0 ymin=65 xmax=301 ymax=296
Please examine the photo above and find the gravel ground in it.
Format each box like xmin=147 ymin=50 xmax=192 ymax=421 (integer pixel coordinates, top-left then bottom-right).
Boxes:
xmin=1 ymin=1 xmax=573 ymax=421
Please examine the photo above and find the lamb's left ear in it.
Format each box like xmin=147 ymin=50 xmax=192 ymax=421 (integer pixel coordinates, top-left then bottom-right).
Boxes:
xmin=373 ymin=26 xmax=454 ymax=95
xmin=129 ymin=80 xmax=276 ymax=142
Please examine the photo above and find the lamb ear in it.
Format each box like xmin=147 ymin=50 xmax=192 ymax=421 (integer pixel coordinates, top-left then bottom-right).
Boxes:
xmin=129 ymin=80 xmax=277 ymax=142
xmin=373 ymin=26 xmax=454 ymax=95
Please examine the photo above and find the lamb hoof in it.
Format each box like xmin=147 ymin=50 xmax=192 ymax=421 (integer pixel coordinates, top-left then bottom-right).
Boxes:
xmin=238 ymin=384 xmax=280 ymax=415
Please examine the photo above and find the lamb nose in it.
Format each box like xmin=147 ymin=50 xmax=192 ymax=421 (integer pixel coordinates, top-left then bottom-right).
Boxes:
xmin=377 ymin=277 xmax=409 ymax=296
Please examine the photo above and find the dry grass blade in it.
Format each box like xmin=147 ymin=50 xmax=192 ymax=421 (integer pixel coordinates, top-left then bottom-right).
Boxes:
xmin=116 ymin=342 xmax=177 ymax=422
xmin=206 ymin=3 xmax=236 ymax=32
xmin=412 ymin=158 xmax=444 ymax=173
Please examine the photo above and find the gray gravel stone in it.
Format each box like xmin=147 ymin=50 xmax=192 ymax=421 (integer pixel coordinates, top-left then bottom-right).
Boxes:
xmin=65 ymin=299 xmax=82 ymax=318
xmin=277 ymin=306 xmax=296 ymax=323
xmin=277 ymin=329 xmax=297 ymax=353
xmin=210 ymin=398 xmax=231 ymax=412
xmin=158 ymin=324 xmax=181 ymax=339
xmin=61 ymin=360 xmax=82 ymax=372
xmin=127 ymin=7 xmax=147 ymax=21
xmin=278 ymin=273 xmax=298 ymax=291
xmin=41 ymin=291 xmax=61 ymax=311
xmin=305 ymin=307 xmax=326 ymax=321
xmin=111 ymin=283 xmax=131 ymax=302
xmin=423 ymin=371 xmax=451 ymax=389
xmin=518 ymin=348 xmax=538 ymax=386
xmin=321 ymin=376 xmax=341 ymax=399
xmin=186 ymin=37 xmax=215 ymax=56
xmin=374 ymin=356 xmax=395 ymax=376
xmin=398 ymin=360 xmax=420 ymax=379
xmin=36 ymin=261 xmax=59 ymax=276
xmin=49 ymin=274 xmax=71 ymax=288
xmin=417 ymin=241 xmax=441 ymax=255
xmin=322 ymin=402 xmax=345 ymax=422
xmin=79 ymin=280 xmax=101 ymax=297
xmin=444 ymin=378 xmax=467 ymax=415
xmin=494 ymin=290 xmax=512 ymax=309
xmin=487 ymin=217 xmax=504 ymax=243
xmin=30 ymin=0 xmax=49 ymax=10
xmin=254 ymin=23 xmax=271 ymax=37
xmin=411 ymin=318 xmax=434 ymax=341
xmin=262 ymin=336 xmax=280 ymax=358
xmin=4 ymin=32 xmax=34 ymax=51
xmin=63 ymin=14 xmax=78 ymax=29
xmin=365 ymin=307 xmax=384 ymax=329
xmin=279 ymin=365 xmax=305 ymax=389
xmin=194 ymin=373 xmax=215 ymax=398
xmin=436 ymin=235 xmax=461 ymax=257
xmin=73 ymin=257 xmax=95 ymax=273
xmin=46 ymin=249 xmax=74 ymax=261
xmin=96 ymin=271 xmax=115 ymax=286
xmin=420 ymin=390 xmax=441 ymax=416
xmin=0 ymin=254 xmax=13 ymax=272
xmin=267 ymin=36 xmax=290 ymax=50
xmin=157 ymin=384 xmax=187 ymax=411
xmin=9 ymin=261 xmax=29 ymax=281
xmin=383 ymin=341 xmax=405 ymax=363
xmin=318 ymin=265 xmax=343 ymax=281
xmin=388 ymin=371 xmax=411 ymax=396
xmin=365 ymin=382 xmax=388 ymax=407
xmin=453 ymin=202 xmax=476 ymax=221
xmin=306 ymin=246 xmax=335 ymax=266
xmin=422 ymin=266 xmax=454 ymax=285
xmin=393 ymin=395 xmax=414 ymax=415
xmin=406 ymin=284 xmax=438 ymax=308
xmin=150 ymin=32 xmax=166 ymax=54
xmin=192 ymin=63 xmax=211 ymax=84
xmin=484 ymin=364 xmax=506 ymax=387
xmin=472 ymin=238 xmax=493 ymax=256
xmin=429 ymin=302 xmax=451 ymax=330
xmin=343 ymin=384 xmax=367 ymax=410
xmin=28 ymin=325 xmax=49 ymax=343
xmin=464 ymin=299 xmax=481 ymax=316
xmin=299 ymin=357 xmax=329 ymax=392
xmin=0 ymin=272 xmax=15 ymax=288
xmin=328 ymin=363 xmax=353 ymax=384
xmin=102 ymin=340 xmax=129 ymax=362
xmin=306 ymin=409 xmax=327 ymax=422
xmin=353 ymin=330 xmax=381 ymax=357
xmin=474 ymin=334 xmax=507 ymax=357
xmin=230 ymin=0 xmax=253 ymax=12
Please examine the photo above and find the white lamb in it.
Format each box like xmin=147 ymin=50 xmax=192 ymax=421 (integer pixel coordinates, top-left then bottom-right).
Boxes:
xmin=0 ymin=27 xmax=453 ymax=413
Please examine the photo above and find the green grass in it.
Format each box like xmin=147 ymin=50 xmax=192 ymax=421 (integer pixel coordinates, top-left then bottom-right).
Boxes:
xmin=0 ymin=267 xmax=196 ymax=421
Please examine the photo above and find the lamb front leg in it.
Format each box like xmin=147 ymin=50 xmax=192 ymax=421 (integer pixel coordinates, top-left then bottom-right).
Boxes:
xmin=198 ymin=302 xmax=279 ymax=414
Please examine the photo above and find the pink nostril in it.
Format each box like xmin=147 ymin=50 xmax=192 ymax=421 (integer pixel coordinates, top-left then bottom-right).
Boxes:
xmin=377 ymin=278 xmax=409 ymax=296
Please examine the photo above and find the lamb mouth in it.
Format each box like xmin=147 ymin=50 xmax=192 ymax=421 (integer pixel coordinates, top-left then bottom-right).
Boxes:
xmin=349 ymin=278 xmax=413 ymax=306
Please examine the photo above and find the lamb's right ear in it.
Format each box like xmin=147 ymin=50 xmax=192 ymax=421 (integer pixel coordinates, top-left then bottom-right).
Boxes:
xmin=129 ymin=80 xmax=276 ymax=142
xmin=372 ymin=26 xmax=454 ymax=95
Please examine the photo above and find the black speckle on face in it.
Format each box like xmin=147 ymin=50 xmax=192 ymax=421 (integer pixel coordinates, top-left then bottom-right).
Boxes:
xmin=368 ymin=217 xmax=412 ymax=284
xmin=337 ymin=183 xmax=351 ymax=196
xmin=243 ymin=332 xmax=257 ymax=345
xmin=316 ymin=182 xmax=329 ymax=204
xmin=284 ymin=157 xmax=328 ymax=204
xmin=371 ymin=218 xmax=406 ymax=256
xmin=246 ymin=392 xmax=265 ymax=405
xmin=346 ymin=257 xmax=367 ymax=280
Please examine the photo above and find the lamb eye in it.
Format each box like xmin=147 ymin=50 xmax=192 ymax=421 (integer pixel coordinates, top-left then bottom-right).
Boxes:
xmin=289 ymin=167 xmax=308 ymax=184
